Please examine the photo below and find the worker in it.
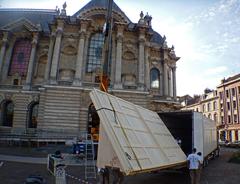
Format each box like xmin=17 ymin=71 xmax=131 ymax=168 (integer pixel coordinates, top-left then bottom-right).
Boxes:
xmin=187 ymin=148 xmax=201 ymax=184
xmin=196 ymin=152 xmax=203 ymax=184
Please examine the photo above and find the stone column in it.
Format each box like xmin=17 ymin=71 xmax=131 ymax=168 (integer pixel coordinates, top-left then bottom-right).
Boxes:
xmin=138 ymin=28 xmax=146 ymax=90
xmin=73 ymin=21 xmax=88 ymax=86
xmin=145 ymin=46 xmax=150 ymax=90
xmin=114 ymin=24 xmax=124 ymax=89
xmin=44 ymin=33 xmax=55 ymax=83
xmin=50 ymin=21 xmax=64 ymax=84
xmin=23 ymin=32 xmax=39 ymax=90
xmin=172 ymin=66 xmax=177 ymax=99
xmin=110 ymin=34 xmax=116 ymax=86
xmin=82 ymin=33 xmax=90 ymax=82
xmin=0 ymin=32 xmax=9 ymax=79
xmin=1 ymin=41 xmax=14 ymax=81
xmin=163 ymin=62 xmax=169 ymax=96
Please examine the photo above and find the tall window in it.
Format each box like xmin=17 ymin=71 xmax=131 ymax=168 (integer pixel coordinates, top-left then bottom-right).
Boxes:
xmin=226 ymin=90 xmax=229 ymax=98
xmin=27 ymin=102 xmax=39 ymax=128
xmin=207 ymin=103 xmax=211 ymax=111
xmin=234 ymin=115 xmax=237 ymax=123
xmin=150 ymin=68 xmax=160 ymax=88
xmin=232 ymin=88 xmax=235 ymax=96
xmin=9 ymin=39 xmax=32 ymax=76
xmin=208 ymin=114 xmax=212 ymax=119
xmin=228 ymin=115 xmax=231 ymax=124
xmin=233 ymin=101 xmax=237 ymax=109
xmin=86 ymin=33 xmax=104 ymax=72
xmin=214 ymin=113 xmax=217 ymax=122
xmin=221 ymin=116 xmax=224 ymax=124
xmin=0 ymin=100 xmax=14 ymax=127
xmin=219 ymin=92 xmax=223 ymax=99
xmin=227 ymin=102 xmax=230 ymax=110
xmin=213 ymin=101 xmax=217 ymax=110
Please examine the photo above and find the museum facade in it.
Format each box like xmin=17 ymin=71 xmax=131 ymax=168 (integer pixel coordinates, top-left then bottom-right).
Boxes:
xmin=0 ymin=0 xmax=180 ymax=138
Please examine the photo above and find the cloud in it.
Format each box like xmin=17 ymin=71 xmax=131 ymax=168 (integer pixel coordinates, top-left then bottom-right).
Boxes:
xmin=204 ymin=66 xmax=228 ymax=76
xmin=176 ymin=0 xmax=240 ymax=95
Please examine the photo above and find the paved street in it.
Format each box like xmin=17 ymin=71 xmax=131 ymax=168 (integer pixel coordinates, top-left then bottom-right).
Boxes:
xmin=124 ymin=147 xmax=240 ymax=184
xmin=0 ymin=146 xmax=239 ymax=184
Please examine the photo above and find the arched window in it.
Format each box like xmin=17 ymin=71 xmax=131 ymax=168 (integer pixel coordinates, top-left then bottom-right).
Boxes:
xmin=9 ymin=39 xmax=32 ymax=76
xmin=214 ymin=113 xmax=217 ymax=122
xmin=208 ymin=114 xmax=212 ymax=119
xmin=0 ymin=100 xmax=14 ymax=127
xmin=150 ymin=68 xmax=160 ymax=88
xmin=87 ymin=104 xmax=99 ymax=132
xmin=87 ymin=103 xmax=100 ymax=142
xmin=27 ymin=102 xmax=39 ymax=128
xmin=86 ymin=33 xmax=104 ymax=72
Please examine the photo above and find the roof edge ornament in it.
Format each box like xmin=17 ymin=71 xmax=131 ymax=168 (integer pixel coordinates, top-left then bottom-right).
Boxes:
xmin=60 ymin=2 xmax=67 ymax=16
xmin=138 ymin=11 xmax=152 ymax=27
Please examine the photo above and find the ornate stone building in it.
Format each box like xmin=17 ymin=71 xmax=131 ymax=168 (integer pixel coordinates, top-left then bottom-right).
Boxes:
xmin=0 ymin=0 xmax=179 ymax=137
xmin=182 ymin=74 xmax=240 ymax=143
xmin=217 ymin=74 xmax=240 ymax=142
xmin=182 ymin=90 xmax=219 ymax=124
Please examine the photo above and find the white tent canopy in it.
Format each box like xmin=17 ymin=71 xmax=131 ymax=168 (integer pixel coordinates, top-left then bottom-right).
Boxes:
xmin=90 ymin=89 xmax=186 ymax=175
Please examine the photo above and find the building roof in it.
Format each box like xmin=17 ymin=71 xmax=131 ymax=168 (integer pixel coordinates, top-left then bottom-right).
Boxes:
xmin=217 ymin=73 xmax=240 ymax=88
xmin=150 ymin=29 xmax=164 ymax=45
xmin=73 ymin=0 xmax=164 ymax=45
xmin=224 ymin=73 xmax=240 ymax=83
xmin=0 ymin=1 xmax=165 ymax=45
xmin=0 ymin=9 xmax=58 ymax=33
xmin=73 ymin=0 xmax=131 ymax=23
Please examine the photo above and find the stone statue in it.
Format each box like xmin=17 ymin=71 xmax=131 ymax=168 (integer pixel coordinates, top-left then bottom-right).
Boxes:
xmin=63 ymin=2 xmax=67 ymax=9
xmin=138 ymin=11 xmax=145 ymax=24
xmin=60 ymin=2 xmax=67 ymax=16
xmin=163 ymin=35 xmax=168 ymax=48
xmin=144 ymin=12 xmax=152 ymax=27
xmin=140 ymin=11 xmax=144 ymax=19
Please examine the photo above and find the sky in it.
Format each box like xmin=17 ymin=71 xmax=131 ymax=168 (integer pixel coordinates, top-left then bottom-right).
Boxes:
xmin=0 ymin=0 xmax=239 ymax=96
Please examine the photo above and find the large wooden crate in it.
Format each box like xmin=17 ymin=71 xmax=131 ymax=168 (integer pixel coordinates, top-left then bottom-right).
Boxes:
xmin=90 ymin=89 xmax=186 ymax=175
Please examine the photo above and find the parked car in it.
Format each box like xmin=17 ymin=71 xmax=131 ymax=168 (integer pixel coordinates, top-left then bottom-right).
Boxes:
xmin=24 ymin=175 xmax=46 ymax=184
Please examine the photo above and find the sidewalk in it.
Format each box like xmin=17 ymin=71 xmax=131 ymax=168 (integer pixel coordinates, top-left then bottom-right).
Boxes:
xmin=0 ymin=154 xmax=46 ymax=164
xmin=0 ymin=153 xmax=95 ymax=166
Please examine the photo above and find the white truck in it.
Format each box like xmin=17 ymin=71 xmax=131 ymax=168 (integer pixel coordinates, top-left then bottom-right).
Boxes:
xmin=89 ymin=89 xmax=218 ymax=183
xmin=158 ymin=111 xmax=219 ymax=165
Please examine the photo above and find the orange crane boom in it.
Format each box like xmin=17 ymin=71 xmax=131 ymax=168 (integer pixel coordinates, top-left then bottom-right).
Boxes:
xmin=100 ymin=0 xmax=113 ymax=92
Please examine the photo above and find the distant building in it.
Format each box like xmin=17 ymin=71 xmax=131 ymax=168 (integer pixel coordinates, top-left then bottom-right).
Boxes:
xmin=217 ymin=74 xmax=240 ymax=142
xmin=182 ymin=74 xmax=240 ymax=143
xmin=178 ymin=95 xmax=193 ymax=107
xmin=182 ymin=90 xmax=219 ymax=123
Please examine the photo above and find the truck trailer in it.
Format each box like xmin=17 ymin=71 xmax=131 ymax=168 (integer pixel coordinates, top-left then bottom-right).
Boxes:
xmin=158 ymin=111 xmax=219 ymax=165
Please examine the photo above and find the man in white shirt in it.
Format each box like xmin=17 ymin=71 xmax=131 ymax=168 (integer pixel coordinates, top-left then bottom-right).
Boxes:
xmin=187 ymin=148 xmax=201 ymax=184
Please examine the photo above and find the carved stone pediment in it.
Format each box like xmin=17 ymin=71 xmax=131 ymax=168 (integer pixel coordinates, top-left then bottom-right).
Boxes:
xmin=1 ymin=18 xmax=41 ymax=32
xmin=61 ymin=45 xmax=77 ymax=55
xmin=79 ymin=8 xmax=129 ymax=24
xmin=123 ymin=51 xmax=135 ymax=60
